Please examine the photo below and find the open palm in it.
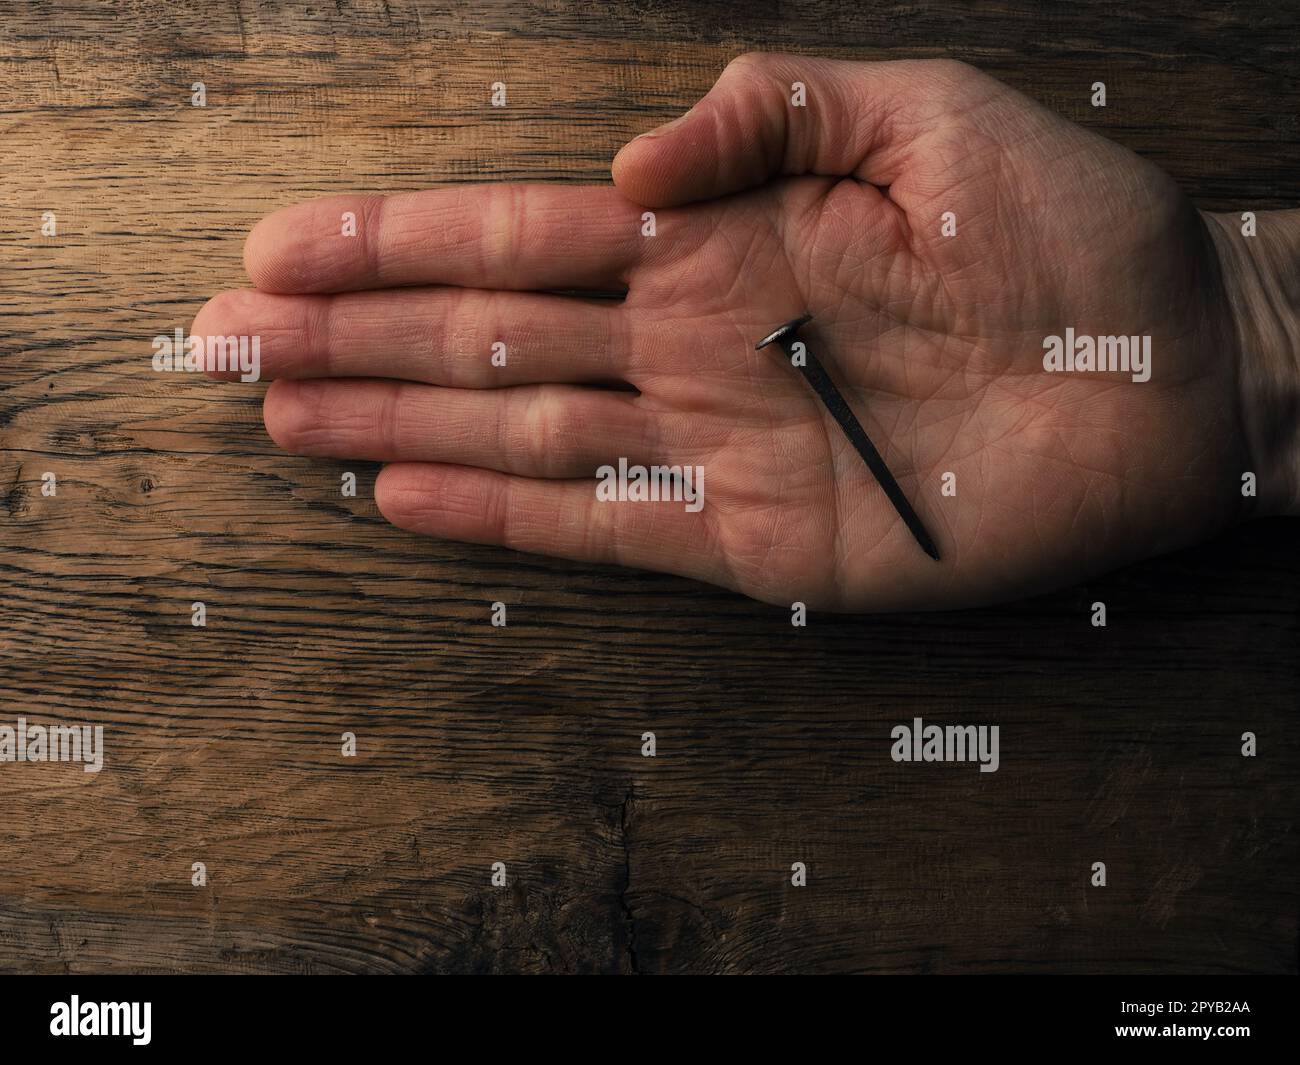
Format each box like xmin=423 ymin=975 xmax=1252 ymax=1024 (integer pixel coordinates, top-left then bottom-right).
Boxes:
xmin=196 ymin=56 xmax=1249 ymax=610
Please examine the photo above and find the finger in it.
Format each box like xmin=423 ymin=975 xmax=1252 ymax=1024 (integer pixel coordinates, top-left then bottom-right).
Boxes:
xmin=245 ymin=185 xmax=648 ymax=295
xmin=263 ymin=378 xmax=658 ymax=479
xmin=192 ymin=287 xmax=631 ymax=388
xmin=612 ymin=54 xmax=985 ymax=207
xmin=375 ymin=462 xmax=718 ymax=583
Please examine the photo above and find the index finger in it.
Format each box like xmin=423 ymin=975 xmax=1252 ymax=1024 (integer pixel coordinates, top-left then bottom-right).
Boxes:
xmin=244 ymin=184 xmax=651 ymax=295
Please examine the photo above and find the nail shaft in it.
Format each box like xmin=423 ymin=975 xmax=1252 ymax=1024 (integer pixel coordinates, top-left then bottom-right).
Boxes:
xmin=757 ymin=314 xmax=940 ymax=562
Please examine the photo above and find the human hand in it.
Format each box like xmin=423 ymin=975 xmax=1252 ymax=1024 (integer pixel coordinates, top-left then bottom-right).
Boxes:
xmin=195 ymin=55 xmax=1297 ymax=610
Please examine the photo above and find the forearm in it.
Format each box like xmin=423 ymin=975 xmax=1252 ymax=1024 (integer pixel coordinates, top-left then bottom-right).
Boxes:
xmin=1204 ymin=208 xmax=1300 ymax=517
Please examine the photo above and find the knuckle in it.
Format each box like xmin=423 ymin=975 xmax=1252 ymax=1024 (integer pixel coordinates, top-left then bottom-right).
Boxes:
xmin=723 ymin=50 xmax=777 ymax=83
xmin=515 ymin=388 xmax=575 ymax=476
xmin=921 ymin=58 xmax=984 ymax=90
xmin=727 ymin=50 xmax=769 ymax=71
xmin=439 ymin=289 xmax=488 ymax=388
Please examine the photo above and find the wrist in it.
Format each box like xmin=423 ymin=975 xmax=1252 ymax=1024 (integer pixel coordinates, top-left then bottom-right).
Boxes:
xmin=1204 ymin=208 xmax=1300 ymax=517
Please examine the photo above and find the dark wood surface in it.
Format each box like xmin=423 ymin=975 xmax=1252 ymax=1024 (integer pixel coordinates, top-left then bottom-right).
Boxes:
xmin=1 ymin=0 xmax=1296 ymax=974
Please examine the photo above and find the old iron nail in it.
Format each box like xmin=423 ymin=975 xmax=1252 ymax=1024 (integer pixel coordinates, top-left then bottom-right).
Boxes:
xmin=756 ymin=313 xmax=941 ymax=562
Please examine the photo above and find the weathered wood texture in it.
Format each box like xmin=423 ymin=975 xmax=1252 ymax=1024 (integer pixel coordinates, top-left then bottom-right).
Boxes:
xmin=1 ymin=0 xmax=1296 ymax=974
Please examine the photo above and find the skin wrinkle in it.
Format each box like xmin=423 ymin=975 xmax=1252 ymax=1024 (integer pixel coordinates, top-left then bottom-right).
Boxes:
xmin=502 ymin=185 xmax=525 ymax=289
xmin=360 ymin=195 xmax=386 ymax=288
xmin=284 ymin=379 xmax=332 ymax=451
xmin=916 ymin=165 xmax=1009 ymax=332
xmin=764 ymin=185 xmax=858 ymax=591
xmin=378 ymin=379 xmax=406 ymax=458
xmin=713 ymin=486 xmax=781 ymax=600
xmin=315 ymin=294 xmax=339 ymax=379
xmin=480 ymin=288 xmax=507 ymax=388
xmin=846 ymin=269 xmax=981 ymax=368
xmin=437 ymin=286 xmax=467 ymax=388
xmin=739 ymin=64 xmax=787 ymax=183
xmin=710 ymin=78 xmax=749 ymax=193
xmin=604 ymin=294 xmax=634 ymax=386
xmin=711 ymin=226 xmax=762 ymax=310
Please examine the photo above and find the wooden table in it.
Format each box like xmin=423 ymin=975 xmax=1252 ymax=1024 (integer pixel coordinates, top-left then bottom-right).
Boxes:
xmin=1 ymin=0 xmax=1295 ymax=974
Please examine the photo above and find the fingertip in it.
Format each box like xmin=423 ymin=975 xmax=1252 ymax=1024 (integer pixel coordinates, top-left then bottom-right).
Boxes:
xmin=243 ymin=209 xmax=300 ymax=293
xmin=376 ymin=463 xmax=507 ymax=544
xmin=190 ymin=289 xmax=255 ymax=380
xmin=373 ymin=463 xmax=428 ymax=530
xmin=612 ymin=112 xmax=708 ymax=208
xmin=260 ymin=378 xmax=302 ymax=449
xmin=244 ymin=195 xmax=375 ymax=293
xmin=610 ymin=136 xmax=656 ymax=203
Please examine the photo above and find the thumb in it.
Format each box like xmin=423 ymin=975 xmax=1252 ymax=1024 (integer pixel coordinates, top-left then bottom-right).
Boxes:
xmin=612 ymin=53 xmax=945 ymax=208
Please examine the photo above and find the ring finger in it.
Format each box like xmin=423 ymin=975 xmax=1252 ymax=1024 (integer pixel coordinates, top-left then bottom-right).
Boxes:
xmin=262 ymin=377 xmax=661 ymax=479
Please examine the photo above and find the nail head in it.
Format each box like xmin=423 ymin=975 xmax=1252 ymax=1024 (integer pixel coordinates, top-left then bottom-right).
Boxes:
xmin=755 ymin=312 xmax=814 ymax=350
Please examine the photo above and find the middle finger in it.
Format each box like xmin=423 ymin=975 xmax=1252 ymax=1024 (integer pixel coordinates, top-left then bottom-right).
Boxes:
xmin=192 ymin=287 xmax=633 ymax=388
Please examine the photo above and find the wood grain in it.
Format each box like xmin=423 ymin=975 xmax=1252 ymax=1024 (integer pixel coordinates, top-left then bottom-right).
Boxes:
xmin=1 ymin=0 xmax=1296 ymax=974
